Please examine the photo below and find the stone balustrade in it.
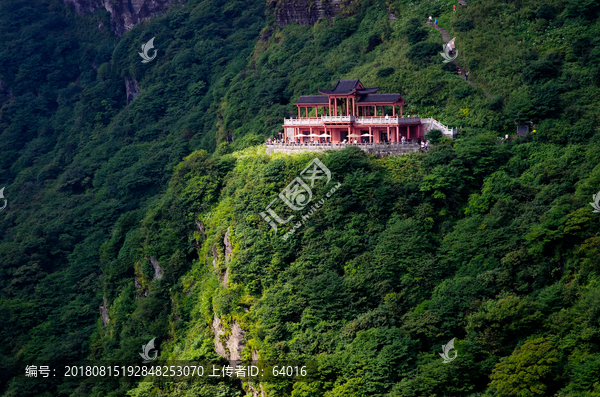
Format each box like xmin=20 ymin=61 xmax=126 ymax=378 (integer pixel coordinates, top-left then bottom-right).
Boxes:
xmin=266 ymin=142 xmax=422 ymax=157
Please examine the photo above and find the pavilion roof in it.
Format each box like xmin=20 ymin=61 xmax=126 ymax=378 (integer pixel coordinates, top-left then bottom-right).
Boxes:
xmin=357 ymin=94 xmax=404 ymax=104
xmin=356 ymin=88 xmax=380 ymax=94
xmin=318 ymin=79 xmax=379 ymax=95
xmin=294 ymin=95 xmax=330 ymax=105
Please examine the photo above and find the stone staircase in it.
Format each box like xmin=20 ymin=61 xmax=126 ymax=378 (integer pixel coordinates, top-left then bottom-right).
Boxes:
xmin=420 ymin=117 xmax=457 ymax=138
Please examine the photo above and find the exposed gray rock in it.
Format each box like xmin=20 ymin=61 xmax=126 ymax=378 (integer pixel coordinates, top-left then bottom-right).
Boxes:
xmin=99 ymin=296 xmax=109 ymax=326
xmin=125 ymin=77 xmax=140 ymax=104
xmin=212 ymin=316 xmax=246 ymax=361
xmin=273 ymin=0 xmax=341 ymax=26
xmin=226 ymin=322 xmax=245 ymax=361
xmin=150 ymin=256 xmax=163 ymax=280
xmin=222 ymin=228 xmax=232 ymax=287
xmin=222 ymin=268 xmax=229 ymax=288
xmin=62 ymin=0 xmax=101 ymax=14
xmin=212 ymin=317 xmax=228 ymax=358
xmin=224 ymin=228 xmax=232 ymax=264
xmin=211 ymin=245 xmax=218 ymax=270
xmin=248 ymin=383 xmax=266 ymax=397
xmin=62 ymin=0 xmax=187 ymax=35
xmin=195 ymin=219 xmax=206 ymax=238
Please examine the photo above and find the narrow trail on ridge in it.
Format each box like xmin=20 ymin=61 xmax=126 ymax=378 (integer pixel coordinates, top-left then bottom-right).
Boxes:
xmin=427 ymin=21 xmax=494 ymax=98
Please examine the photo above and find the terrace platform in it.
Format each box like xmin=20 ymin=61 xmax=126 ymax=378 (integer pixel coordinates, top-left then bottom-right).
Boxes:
xmin=266 ymin=142 xmax=422 ymax=157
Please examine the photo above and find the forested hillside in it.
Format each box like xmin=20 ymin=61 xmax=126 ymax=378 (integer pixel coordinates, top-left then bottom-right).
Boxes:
xmin=1 ymin=0 xmax=600 ymax=395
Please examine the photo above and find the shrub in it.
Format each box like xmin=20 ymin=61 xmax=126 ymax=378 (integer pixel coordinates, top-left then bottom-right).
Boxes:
xmin=533 ymin=82 xmax=562 ymax=118
xmin=403 ymin=18 xmax=428 ymax=45
xmin=366 ymin=33 xmax=383 ymax=52
xmin=441 ymin=62 xmax=457 ymax=72
xmin=522 ymin=59 xmax=559 ymax=84
xmin=453 ymin=18 xmax=474 ymax=32
xmin=536 ymin=4 xmax=555 ymax=20
xmin=407 ymin=42 xmax=439 ymax=64
xmin=487 ymin=95 xmax=504 ymax=111
xmin=407 ymin=28 xmax=428 ymax=45
xmin=454 ymin=86 xmax=476 ymax=100
xmin=425 ymin=129 xmax=443 ymax=144
xmin=376 ymin=67 xmax=395 ymax=78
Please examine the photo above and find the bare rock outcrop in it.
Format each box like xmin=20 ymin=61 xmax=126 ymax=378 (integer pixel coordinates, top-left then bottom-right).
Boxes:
xmin=248 ymin=383 xmax=266 ymax=397
xmin=99 ymin=296 xmax=109 ymax=326
xmin=149 ymin=256 xmax=163 ymax=280
xmin=222 ymin=228 xmax=233 ymax=287
xmin=211 ymin=245 xmax=219 ymax=271
xmin=125 ymin=77 xmax=140 ymax=104
xmin=212 ymin=316 xmax=245 ymax=361
xmin=270 ymin=0 xmax=342 ymax=26
xmin=224 ymin=229 xmax=232 ymax=264
xmin=62 ymin=0 xmax=187 ymax=35
xmin=195 ymin=219 xmax=206 ymax=238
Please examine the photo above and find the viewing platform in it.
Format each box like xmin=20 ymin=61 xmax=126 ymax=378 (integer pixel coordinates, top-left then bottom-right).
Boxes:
xmin=266 ymin=141 xmax=422 ymax=157
xmin=282 ymin=79 xmax=455 ymax=144
xmin=283 ymin=116 xmax=422 ymax=126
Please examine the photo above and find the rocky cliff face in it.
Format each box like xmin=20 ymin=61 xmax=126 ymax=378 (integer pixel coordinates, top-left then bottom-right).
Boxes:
xmin=270 ymin=0 xmax=342 ymax=26
xmin=62 ymin=0 xmax=186 ymax=35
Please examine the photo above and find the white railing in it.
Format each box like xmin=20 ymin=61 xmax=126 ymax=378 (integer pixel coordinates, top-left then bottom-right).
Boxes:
xmin=420 ymin=117 xmax=456 ymax=137
xmin=266 ymin=142 xmax=421 ymax=148
xmin=355 ymin=117 xmax=397 ymax=124
xmin=282 ymin=116 xmax=456 ymax=138
xmin=321 ymin=116 xmax=356 ymax=123
xmin=283 ymin=118 xmax=323 ymax=125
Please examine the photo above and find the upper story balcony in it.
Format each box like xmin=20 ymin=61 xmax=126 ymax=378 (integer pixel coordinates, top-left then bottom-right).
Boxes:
xmin=283 ymin=116 xmax=421 ymax=126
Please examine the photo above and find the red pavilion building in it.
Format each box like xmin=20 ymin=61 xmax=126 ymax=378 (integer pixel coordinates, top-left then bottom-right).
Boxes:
xmin=283 ymin=79 xmax=423 ymax=143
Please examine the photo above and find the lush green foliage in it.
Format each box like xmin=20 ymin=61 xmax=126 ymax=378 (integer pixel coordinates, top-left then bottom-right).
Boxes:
xmin=2 ymin=0 xmax=600 ymax=395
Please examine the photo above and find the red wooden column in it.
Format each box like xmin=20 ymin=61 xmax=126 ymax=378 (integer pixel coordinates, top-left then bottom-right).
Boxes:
xmin=387 ymin=125 xmax=390 ymax=142
xmin=346 ymin=98 xmax=349 ymax=116
xmin=400 ymin=103 xmax=403 ymax=118
xmin=392 ymin=105 xmax=396 ymax=116
xmin=297 ymin=106 xmax=300 ymax=118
